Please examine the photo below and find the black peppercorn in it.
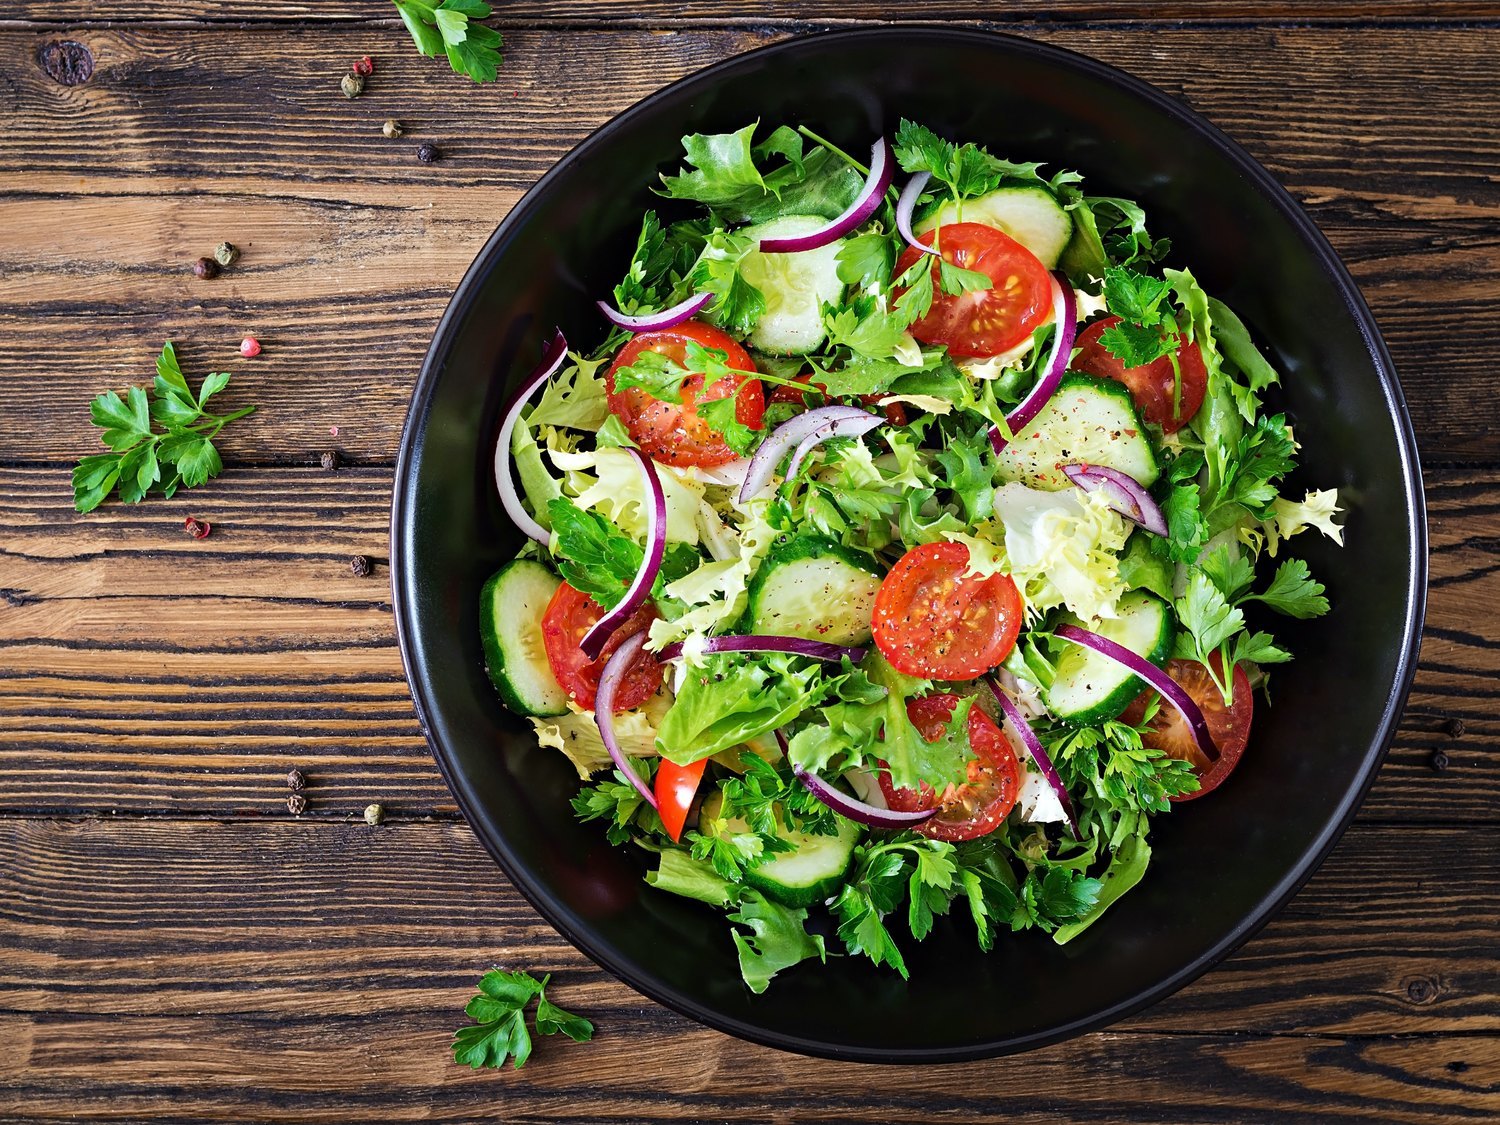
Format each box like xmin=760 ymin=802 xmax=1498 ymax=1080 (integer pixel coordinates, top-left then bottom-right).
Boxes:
xmin=1443 ymin=717 xmax=1465 ymax=739
xmin=286 ymin=768 xmax=306 ymax=791
xmin=416 ymin=142 xmax=440 ymax=164
xmin=1430 ymin=749 xmax=1450 ymax=773
xmin=350 ymin=554 xmax=373 ymax=578
xmin=320 ymin=450 xmax=340 ymax=471
xmin=193 ymin=256 xmax=221 ymax=280
xmin=287 ymin=793 xmax=308 ymax=815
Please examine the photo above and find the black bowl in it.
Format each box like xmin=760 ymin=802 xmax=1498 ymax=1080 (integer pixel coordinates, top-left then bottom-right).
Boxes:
xmin=391 ymin=27 xmax=1426 ymax=1062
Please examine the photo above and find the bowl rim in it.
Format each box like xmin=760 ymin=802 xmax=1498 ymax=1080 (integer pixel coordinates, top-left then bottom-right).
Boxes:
xmin=390 ymin=24 xmax=1429 ymax=1063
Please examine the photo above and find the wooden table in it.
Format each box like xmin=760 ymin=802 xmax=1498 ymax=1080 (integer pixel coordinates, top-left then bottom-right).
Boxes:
xmin=1 ymin=3 xmax=1495 ymax=1120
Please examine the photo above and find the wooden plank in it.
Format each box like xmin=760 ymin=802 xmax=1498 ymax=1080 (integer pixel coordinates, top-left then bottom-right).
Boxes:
xmin=0 ymin=464 xmax=1489 ymax=821
xmin=8 ymin=1 xmax=1500 ymax=24
xmin=0 ymin=26 xmax=1496 ymax=461
xmin=0 ymin=818 xmax=1495 ymax=1123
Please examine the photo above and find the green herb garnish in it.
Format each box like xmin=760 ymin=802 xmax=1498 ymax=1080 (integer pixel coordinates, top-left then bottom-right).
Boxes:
xmin=72 ymin=342 xmax=254 ymax=513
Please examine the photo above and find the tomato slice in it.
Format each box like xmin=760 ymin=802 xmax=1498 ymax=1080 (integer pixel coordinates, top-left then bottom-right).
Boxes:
xmin=871 ymin=542 xmax=1023 ymax=680
xmin=654 ymin=757 xmax=707 ymax=843
xmin=877 ymin=693 xmax=1021 ymax=841
xmin=1120 ymin=654 xmax=1253 ymax=801
xmin=539 ymin=582 xmax=662 ymax=712
xmin=604 ymin=321 xmax=765 ymax=468
xmin=893 ymin=223 xmax=1053 ymax=358
xmin=767 ymin=372 xmax=907 ymax=426
xmin=1071 ymin=315 xmax=1208 ymax=434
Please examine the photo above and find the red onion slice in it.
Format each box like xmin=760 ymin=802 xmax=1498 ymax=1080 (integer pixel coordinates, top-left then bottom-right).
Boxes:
xmin=983 ymin=676 xmax=1078 ymax=837
xmin=593 ymin=630 xmax=659 ymax=810
xmin=758 ymin=137 xmax=894 ymax=253
xmin=1062 ymin=462 xmax=1169 ymax=537
xmin=783 ymin=411 xmax=885 ymax=482
xmin=793 ymin=765 xmax=936 ymax=829
xmin=737 ymin=404 xmax=878 ymax=503
xmin=657 ymin=635 xmax=866 ymax=664
xmin=596 ymin=291 xmax=713 ymax=334
xmin=494 ymin=330 xmax=569 ymax=545
xmin=989 ymin=273 xmax=1078 ymax=454
xmin=1053 ymin=624 xmax=1220 ymax=763
xmin=578 ymin=448 xmax=667 ymax=661
xmin=896 ymin=171 xmax=939 ymax=257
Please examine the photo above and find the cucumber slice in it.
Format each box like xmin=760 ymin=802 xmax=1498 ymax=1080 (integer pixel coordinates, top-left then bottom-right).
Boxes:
xmin=1043 ymin=591 xmax=1174 ymax=725
xmin=738 ymin=215 xmax=846 ymax=354
xmin=703 ymin=790 xmax=860 ymax=909
xmin=744 ymin=534 xmax=883 ymax=646
xmin=479 ymin=559 xmax=568 ymax=717
xmin=916 ymin=186 xmax=1073 ymax=269
xmin=995 ymin=374 xmax=1160 ymax=490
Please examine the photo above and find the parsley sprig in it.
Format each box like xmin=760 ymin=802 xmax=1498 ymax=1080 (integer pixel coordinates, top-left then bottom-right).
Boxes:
xmin=452 ymin=969 xmax=593 ymax=1070
xmin=1099 ymin=265 xmax=1183 ymax=369
xmin=394 ymin=0 xmax=503 ymax=83
xmin=72 ymin=342 xmax=254 ymax=513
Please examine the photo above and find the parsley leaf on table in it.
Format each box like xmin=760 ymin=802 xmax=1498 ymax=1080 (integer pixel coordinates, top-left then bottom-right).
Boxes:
xmin=72 ymin=342 xmax=254 ymax=513
xmin=394 ymin=0 xmax=503 ymax=83
xmin=452 ymin=969 xmax=592 ymax=1070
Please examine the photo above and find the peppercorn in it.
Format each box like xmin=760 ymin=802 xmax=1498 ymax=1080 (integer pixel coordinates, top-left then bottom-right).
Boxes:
xmin=193 ymin=256 xmax=221 ymax=280
xmin=1443 ymin=717 xmax=1465 ymax=739
xmin=183 ymin=516 xmax=211 ymax=539
xmin=364 ymin=802 xmax=385 ymax=826
xmin=381 ymin=118 xmax=404 ymax=139
xmin=287 ymin=793 xmax=308 ymax=815
xmin=214 ymin=241 xmax=240 ymax=267
xmin=286 ymin=768 xmax=306 ymax=791
xmin=353 ymin=56 xmax=375 ymax=77
xmin=416 ymin=142 xmax=440 ymax=164
xmin=240 ymin=335 xmax=261 ymax=358
xmin=320 ymin=450 xmax=341 ymax=471
xmin=1431 ymin=749 xmax=1450 ymax=773
xmin=350 ymin=554 xmax=373 ymax=578
xmin=340 ymin=72 xmax=365 ymax=99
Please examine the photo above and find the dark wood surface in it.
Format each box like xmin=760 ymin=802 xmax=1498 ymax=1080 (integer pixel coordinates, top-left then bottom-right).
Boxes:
xmin=1 ymin=4 xmax=1496 ymax=1120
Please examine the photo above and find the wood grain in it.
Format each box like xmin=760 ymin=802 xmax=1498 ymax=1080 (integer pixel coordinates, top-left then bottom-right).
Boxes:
xmin=0 ymin=464 xmax=1488 ymax=821
xmin=0 ymin=25 xmax=1497 ymax=462
xmin=7 ymin=1 xmax=1500 ymax=24
xmin=0 ymin=818 xmax=1496 ymax=1123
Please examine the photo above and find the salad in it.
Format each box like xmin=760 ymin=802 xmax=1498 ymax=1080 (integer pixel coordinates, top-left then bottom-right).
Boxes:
xmin=480 ymin=120 xmax=1344 ymax=992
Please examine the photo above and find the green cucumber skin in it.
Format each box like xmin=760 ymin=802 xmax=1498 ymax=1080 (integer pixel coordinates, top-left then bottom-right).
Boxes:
xmin=744 ymin=534 xmax=884 ymax=645
xmin=743 ymin=816 xmax=860 ymax=909
xmin=996 ymin=373 xmax=1161 ymax=490
xmin=1045 ymin=591 xmax=1174 ymax=727
xmin=479 ymin=559 xmax=569 ymax=718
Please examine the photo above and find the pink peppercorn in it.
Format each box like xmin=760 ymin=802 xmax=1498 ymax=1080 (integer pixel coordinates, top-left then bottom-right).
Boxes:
xmin=353 ymin=56 xmax=374 ymax=77
xmin=240 ymin=336 xmax=261 ymax=358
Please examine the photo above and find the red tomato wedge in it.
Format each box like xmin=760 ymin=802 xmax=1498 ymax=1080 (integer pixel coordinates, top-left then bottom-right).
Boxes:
xmin=540 ymin=582 xmax=662 ymax=712
xmin=654 ymin=758 xmax=707 ymax=843
xmin=877 ymin=693 xmax=1021 ymax=841
xmin=894 ymin=223 xmax=1053 ymax=358
xmin=604 ymin=321 xmax=764 ymax=467
xmin=1071 ymin=315 xmax=1208 ymax=434
xmin=1121 ymin=654 xmax=1253 ymax=801
xmin=871 ymin=542 xmax=1023 ymax=680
